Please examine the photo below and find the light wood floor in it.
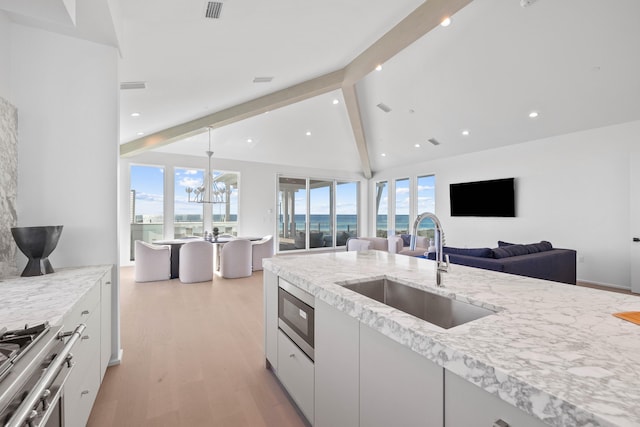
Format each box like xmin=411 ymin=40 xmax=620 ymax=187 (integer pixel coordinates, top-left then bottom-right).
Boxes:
xmin=87 ymin=267 xmax=305 ymax=427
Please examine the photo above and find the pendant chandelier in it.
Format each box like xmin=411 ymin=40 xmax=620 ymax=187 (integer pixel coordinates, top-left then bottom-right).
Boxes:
xmin=186 ymin=127 xmax=227 ymax=204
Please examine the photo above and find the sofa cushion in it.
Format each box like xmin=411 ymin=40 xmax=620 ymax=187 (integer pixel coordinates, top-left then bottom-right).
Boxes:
xmin=492 ymin=244 xmax=530 ymax=259
xmin=495 ymin=241 xmax=553 ymax=256
xmin=443 ymin=246 xmax=493 ymax=258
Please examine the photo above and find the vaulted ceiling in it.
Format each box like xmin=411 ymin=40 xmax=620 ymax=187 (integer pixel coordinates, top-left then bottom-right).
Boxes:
xmin=3 ymin=0 xmax=640 ymax=178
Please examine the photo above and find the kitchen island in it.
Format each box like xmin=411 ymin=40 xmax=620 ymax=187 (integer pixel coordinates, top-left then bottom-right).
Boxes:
xmin=263 ymin=251 xmax=640 ymax=427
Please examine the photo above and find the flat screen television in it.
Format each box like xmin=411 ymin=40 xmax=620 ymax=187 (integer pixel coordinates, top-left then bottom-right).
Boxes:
xmin=449 ymin=178 xmax=516 ymax=217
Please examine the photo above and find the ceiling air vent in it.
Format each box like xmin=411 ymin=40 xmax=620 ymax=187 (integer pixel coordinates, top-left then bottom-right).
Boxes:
xmin=120 ymin=81 xmax=146 ymax=90
xmin=205 ymin=2 xmax=223 ymax=19
xmin=253 ymin=77 xmax=273 ymax=83
xmin=376 ymin=103 xmax=392 ymax=113
xmin=428 ymin=138 xmax=441 ymax=146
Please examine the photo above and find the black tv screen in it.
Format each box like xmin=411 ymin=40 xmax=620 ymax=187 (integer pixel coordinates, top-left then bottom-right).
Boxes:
xmin=449 ymin=178 xmax=516 ymax=217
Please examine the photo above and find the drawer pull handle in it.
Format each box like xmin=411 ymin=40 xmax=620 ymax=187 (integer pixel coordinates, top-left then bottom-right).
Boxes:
xmin=289 ymin=353 xmax=295 ymax=358
xmin=105 ymin=281 xmax=111 ymax=285
xmin=81 ymin=390 xmax=90 ymax=396
xmin=493 ymin=420 xmax=509 ymax=427
xmin=82 ymin=335 xmax=90 ymax=340
xmin=81 ymin=310 xmax=90 ymax=316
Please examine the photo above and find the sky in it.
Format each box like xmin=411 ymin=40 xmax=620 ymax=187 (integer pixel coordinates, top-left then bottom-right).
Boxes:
xmin=131 ymin=165 xmax=435 ymax=220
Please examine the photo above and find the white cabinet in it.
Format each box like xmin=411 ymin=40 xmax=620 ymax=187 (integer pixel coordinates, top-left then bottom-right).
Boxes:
xmin=63 ymin=280 xmax=101 ymax=427
xmin=444 ymin=370 xmax=546 ymax=427
xmin=314 ymin=300 xmax=359 ymax=427
xmin=264 ymin=269 xmax=278 ymax=369
xmin=100 ymin=272 xmax=112 ymax=379
xmin=360 ymin=325 xmax=444 ymax=427
xmin=62 ymin=269 xmax=113 ymax=427
xmin=277 ymin=330 xmax=315 ymax=423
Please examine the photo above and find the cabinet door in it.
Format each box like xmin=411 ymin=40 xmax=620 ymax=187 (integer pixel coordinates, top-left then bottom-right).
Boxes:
xmin=360 ymin=325 xmax=444 ymax=427
xmin=100 ymin=271 xmax=112 ymax=379
xmin=314 ymin=300 xmax=359 ymax=427
xmin=264 ymin=269 xmax=278 ymax=369
xmin=445 ymin=370 xmax=547 ymax=427
xmin=277 ymin=330 xmax=314 ymax=424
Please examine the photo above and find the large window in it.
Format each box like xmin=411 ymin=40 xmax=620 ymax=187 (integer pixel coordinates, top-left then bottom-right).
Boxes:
xmin=309 ymin=180 xmax=333 ymax=248
xmin=374 ymin=174 xmax=436 ymax=239
xmin=416 ymin=175 xmax=436 ymax=239
xmin=395 ymin=178 xmax=410 ymax=234
xmin=279 ymin=177 xmax=306 ymax=251
xmin=336 ymin=181 xmax=358 ymax=246
xmin=212 ymin=171 xmax=239 ymax=235
xmin=130 ymin=164 xmax=164 ymax=260
xmin=174 ymin=167 xmax=204 ymax=238
xmin=278 ymin=176 xmax=359 ymax=251
xmin=375 ymin=181 xmax=388 ymax=237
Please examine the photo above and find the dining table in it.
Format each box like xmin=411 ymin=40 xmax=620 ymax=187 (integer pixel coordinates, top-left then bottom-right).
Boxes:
xmin=152 ymin=236 xmax=261 ymax=278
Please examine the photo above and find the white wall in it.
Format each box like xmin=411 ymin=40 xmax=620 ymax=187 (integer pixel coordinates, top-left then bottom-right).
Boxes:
xmin=9 ymin=23 xmax=121 ymax=361
xmin=371 ymin=120 xmax=640 ymax=289
xmin=119 ymin=151 xmax=368 ymax=266
xmin=11 ymin=24 xmax=119 ymax=270
xmin=0 ymin=11 xmax=10 ymax=98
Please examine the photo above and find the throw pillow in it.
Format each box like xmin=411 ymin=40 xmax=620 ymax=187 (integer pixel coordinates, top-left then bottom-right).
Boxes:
xmin=400 ymin=234 xmax=412 ymax=247
xmin=492 ymin=244 xmax=529 ymax=259
xmin=443 ymin=246 xmax=493 ymax=258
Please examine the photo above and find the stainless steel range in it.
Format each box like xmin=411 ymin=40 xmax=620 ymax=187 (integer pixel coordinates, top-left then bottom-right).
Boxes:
xmin=0 ymin=322 xmax=85 ymax=427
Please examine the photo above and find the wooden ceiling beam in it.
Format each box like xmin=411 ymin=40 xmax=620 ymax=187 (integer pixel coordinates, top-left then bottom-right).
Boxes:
xmin=120 ymin=69 xmax=345 ymax=157
xmin=343 ymin=0 xmax=474 ymax=86
xmin=341 ymin=84 xmax=372 ymax=179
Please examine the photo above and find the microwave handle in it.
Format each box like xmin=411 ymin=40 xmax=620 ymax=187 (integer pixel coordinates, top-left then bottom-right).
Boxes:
xmin=4 ymin=323 xmax=86 ymax=427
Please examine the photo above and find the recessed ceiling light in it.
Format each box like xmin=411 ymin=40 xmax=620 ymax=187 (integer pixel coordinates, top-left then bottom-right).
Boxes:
xmin=137 ymin=132 xmax=145 ymax=136
xmin=306 ymin=131 xmax=311 ymax=136
xmin=414 ymin=143 xmax=421 ymax=148
xmin=247 ymin=138 xmax=253 ymax=143
xmin=440 ymin=17 xmax=451 ymax=27
xmin=381 ymin=153 xmax=386 ymax=157
xmin=332 ymin=99 xmax=339 ymax=105
xmin=529 ymin=111 xmax=539 ymax=118
xmin=376 ymin=103 xmax=392 ymax=113
xmin=461 ymin=130 xmax=470 ymax=136
xmin=131 ymin=112 xmax=141 ymax=117
xmin=375 ymin=64 xmax=383 ymax=71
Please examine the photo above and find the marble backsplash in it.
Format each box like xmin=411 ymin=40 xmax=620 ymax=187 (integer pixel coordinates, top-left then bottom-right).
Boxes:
xmin=0 ymin=96 xmax=17 ymax=278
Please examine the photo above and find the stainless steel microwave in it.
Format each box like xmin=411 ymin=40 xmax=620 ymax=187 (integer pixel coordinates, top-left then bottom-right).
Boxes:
xmin=278 ymin=279 xmax=314 ymax=361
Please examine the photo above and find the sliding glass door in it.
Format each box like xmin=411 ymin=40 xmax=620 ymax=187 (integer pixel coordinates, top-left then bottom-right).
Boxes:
xmin=278 ymin=176 xmax=359 ymax=251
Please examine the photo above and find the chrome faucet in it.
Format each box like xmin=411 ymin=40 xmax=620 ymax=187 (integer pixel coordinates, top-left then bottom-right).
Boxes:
xmin=410 ymin=212 xmax=449 ymax=287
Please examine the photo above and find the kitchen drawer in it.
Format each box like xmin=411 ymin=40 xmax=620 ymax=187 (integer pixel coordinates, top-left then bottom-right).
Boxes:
xmin=64 ymin=341 xmax=101 ymax=427
xmin=68 ymin=306 xmax=100 ymax=373
xmin=277 ymin=330 xmax=314 ymax=424
xmin=64 ymin=281 xmax=100 ymax=330
xmin=444 ymin=370 xmax=546 ymax=427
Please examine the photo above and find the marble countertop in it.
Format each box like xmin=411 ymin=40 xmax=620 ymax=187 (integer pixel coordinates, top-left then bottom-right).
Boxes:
xmin=0 ymin=265 xmax=112 ymax=331
xmin=264 ymin=251 xmax=640 ymax=427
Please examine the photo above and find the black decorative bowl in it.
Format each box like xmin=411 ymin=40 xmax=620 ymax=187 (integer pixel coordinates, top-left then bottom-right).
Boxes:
xmin=11 ymin=226 xmax=64 ymax=277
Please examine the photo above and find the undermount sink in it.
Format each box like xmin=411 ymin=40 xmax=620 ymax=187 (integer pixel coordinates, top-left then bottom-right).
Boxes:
xmin=342 ymin=278 xmax=494 ymax=329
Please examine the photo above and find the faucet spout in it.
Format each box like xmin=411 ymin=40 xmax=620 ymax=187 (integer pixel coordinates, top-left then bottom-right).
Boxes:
xmin=410 ymin=212 xmax=448 ymax=286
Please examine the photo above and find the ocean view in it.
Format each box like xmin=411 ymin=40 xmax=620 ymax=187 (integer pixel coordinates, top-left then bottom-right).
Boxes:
xmin=278 ymin=214 xmax=435 ymax=236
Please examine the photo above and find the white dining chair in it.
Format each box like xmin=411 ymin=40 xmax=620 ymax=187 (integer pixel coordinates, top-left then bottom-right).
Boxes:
xmin=251 ymin=235 xmax=274 ymax=271
xmin=179 ymin=240 xmax=214 ymax=283
xmin=134 ymin=240 xmax=171 ymax=282
xmin=220 ymin=239 xmax=252 ymax=279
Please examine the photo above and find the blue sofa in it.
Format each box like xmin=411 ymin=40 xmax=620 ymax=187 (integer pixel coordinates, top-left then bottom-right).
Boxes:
xmin=426 ymin=241 xmax=576 ymax=285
